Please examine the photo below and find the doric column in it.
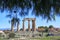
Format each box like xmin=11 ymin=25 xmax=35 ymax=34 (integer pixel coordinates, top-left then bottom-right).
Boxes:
xmin=11 ymin=22 xmax=14 ymax=32
xmin=28 ymin=20 xmax=30 ymax=31
xmin=17 ymin=22 xmax=20 ymax=32
xmin=23 ymin=20 xmax=25 ymax=31
xmin=32 ymin=20 xmax=36 ymax=31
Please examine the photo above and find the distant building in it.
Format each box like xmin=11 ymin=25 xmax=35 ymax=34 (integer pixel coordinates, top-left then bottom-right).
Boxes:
xmin=55 ymin=28 xmax=60 ymax=32
xmin=48 ymin=26 xmax=60 ymax=32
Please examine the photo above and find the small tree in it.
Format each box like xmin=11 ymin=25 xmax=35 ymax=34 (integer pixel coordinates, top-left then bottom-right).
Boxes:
xmin=44 ymin=26 xmax=48 ymax=32
xmin=20 ymin=28 xmax=23 ymax=31
xmin=26 ymin=28 xmax=28 ymax=31
xmin=38 ymin=26 xmax=45 ymax=37
xmin=49 ymin=25 xmax=54 ymax=28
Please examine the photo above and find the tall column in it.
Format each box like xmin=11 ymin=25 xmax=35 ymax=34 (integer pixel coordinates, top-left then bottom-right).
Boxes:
xmin=32 ymin=20 xmax=36 ymax=31
xmin=17 ymin=22 xmax=20 ymax=32
xmin=23 ymin=20 xmax=25 ymax=31
xmin=11 ymin=22 xmax=14 ymax=32
xmin=28 ymin=20 xmax=30 ymax=31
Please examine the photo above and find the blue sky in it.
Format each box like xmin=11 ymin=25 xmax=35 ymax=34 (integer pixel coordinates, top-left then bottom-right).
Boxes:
xmin=0 ymin=10 xmax=60 ymax=30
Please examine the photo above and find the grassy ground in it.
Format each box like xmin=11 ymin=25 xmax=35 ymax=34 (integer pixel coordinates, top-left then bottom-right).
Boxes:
xmin=0 ymin=38 xmax=4 ymax=40
xmin=0 ymin=36 xmax=60 ymax=40
xmin=29 ymin=36 xmax=60 ymax=40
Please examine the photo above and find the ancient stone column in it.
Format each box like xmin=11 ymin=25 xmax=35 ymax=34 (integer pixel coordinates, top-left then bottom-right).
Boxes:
xmin=32 ymin=20 xmax=36 ymax=31
xmin=17 ymin=22 xmax=20 ymax=32
xmin=28 ymin=20 xmax=30 ymax=31
xmin=23 ymin=20 xmax=25 ymax=31
xmin=11 ymin=22 xmax=14 ymax=32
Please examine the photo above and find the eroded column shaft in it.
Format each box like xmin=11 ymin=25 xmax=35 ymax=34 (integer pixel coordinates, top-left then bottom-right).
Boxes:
xmin=17 ymin=22 xmax=20 ymax=32
xmin=32 ymin=20 xmax=36 ymax=31
xmin=23 ymin=20 xmax=25 ymax=31
xmin=28 ymin=20 xmax=30 ymax=31
xmin=11 ymin=22 xmax=14 ymax=32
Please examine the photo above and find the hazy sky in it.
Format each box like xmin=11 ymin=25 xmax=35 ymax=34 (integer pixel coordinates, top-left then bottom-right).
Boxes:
xmin=0 ymin=10 xmax=60 ymax=29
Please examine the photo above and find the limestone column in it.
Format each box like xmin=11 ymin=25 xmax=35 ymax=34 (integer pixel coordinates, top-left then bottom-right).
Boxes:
xmin=11 ymin=22 xmax=14 ymax=32
xmin=17 ymin=22 xmax=20 ymax=32
xmin=28 ymin=20 xmax=30 ymax=31
xmin=32 ymin=20 xmax=36 ymax=31
xmin=23 ymin=20 xmax=25 ymax=31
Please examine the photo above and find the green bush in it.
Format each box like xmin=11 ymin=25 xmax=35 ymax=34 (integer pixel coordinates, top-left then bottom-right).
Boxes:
xmin=9 ymin=33 xmax=15 ymax=38
xmin=0 ymin=33 xmax=5 ymax=37
xmin=0 ymin=33 xmax=2 ymax=37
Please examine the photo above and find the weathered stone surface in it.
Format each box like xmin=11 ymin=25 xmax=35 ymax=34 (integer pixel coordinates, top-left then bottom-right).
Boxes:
xmin=22 ymin=20 xmax=25 ymax=31
xmin=22 ymin=18 xmax=36 ymax=32
xmin=17 ymin=22 xmax=20 ymax=32
xmin=28 ymin=20 xmax=30 ymax=31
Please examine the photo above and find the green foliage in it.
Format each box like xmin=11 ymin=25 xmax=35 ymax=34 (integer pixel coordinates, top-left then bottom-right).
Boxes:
xmin=9 ymin=33 xmax=15 ymax=38
xmin=26 ymin=29 xmax=28 ymax=31
xmin=44 ymin=26 xmax=49 ymax=32
xmin=0 ymin=33 xmax=5 ymax=37
xmin=0 ymin=33 xmax=3 ymax=37
xmin=38 ymin=26 xmax=49 ymax=32
xmin=20 ymin=28 xmax=23 ymax=31
xmin=38 ymin=26 xmax=48 ymax=29
xmin=38 ymin=26 xmax=44 ymax=28
xmin=49 ymin=25 xmax=54 ymax=28
xmin=0 ymin=0 xmax=60 ymax=20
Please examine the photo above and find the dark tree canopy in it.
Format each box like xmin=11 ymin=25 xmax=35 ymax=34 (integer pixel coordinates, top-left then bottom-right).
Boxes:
xmin=0 ymin=0 xmax=60 ymax=21
xmin=49 ymin=25 xmax=54 ymax=28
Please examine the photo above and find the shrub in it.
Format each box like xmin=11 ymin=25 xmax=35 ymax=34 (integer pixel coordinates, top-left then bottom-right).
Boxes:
xmin=9 ymin=33 xmax=15 ymax=38
xmin=0 ymin=33 xmax=6 ymax=38
xmin=46 ymin=33 xmax=54 ymax=37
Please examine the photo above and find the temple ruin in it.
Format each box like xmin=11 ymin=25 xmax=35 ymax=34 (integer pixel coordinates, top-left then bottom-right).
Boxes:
xmin=11 ymin=18 xmax=36 ymax=32
xmin=11 ymin=21 xmax=20 ymax=32
xmin=22 ymin=18 xmax=36 ymax=31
